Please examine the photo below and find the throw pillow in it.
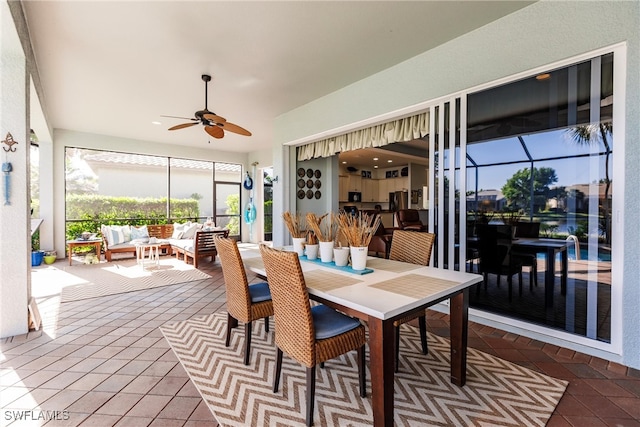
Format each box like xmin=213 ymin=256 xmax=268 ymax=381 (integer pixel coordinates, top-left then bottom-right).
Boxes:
xmin=105 ymin=225 xmax=131 ymax=245
xmin=131 ymin=225 xmax=150 ymax=240
xmin=181 ymin=223 xmax=199 ymax=239
xmin=172 ymin=222 xmax=187 ymax=239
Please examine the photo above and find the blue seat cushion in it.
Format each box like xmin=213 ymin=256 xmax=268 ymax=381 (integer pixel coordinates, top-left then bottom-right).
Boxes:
xmin=248 ymin=282 xmax=271 ymax=303
xmin=311 ymin=305 xmax=361 ymax=340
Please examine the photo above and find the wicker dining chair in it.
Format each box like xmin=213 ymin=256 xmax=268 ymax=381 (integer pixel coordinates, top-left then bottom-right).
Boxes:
xmin=214 ymin=235 xmax=273 ymax=365
xmin=388 ymin=229 xmax=436 ymax=372
xmin=259 ymin=244 xmax=366 ymax=427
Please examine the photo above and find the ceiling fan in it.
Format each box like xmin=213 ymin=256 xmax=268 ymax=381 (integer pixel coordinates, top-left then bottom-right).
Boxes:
xmin=163 ymin=74 xmax=251 ymax=139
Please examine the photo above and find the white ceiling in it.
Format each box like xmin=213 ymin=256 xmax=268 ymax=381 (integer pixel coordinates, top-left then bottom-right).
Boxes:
xmin=22 ymin=1 xmax=533 ymax=154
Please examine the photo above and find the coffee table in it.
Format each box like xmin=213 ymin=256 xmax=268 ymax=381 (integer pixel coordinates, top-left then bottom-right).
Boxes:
xmin=66 ymin=239 xmax=102 ymax=266
xmin=136 ymin=243 xmax=161 ymax=270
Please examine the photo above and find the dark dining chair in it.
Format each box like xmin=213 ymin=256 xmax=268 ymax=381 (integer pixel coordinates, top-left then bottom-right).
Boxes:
xmin=475 ymin=224 xmax=523 ymax=301
xmin=513 ymin=221 xmax=541 ymax=290
xmin=395 ymin=209 xmax=427 ymax=231
xmin=259 ymin=244 xmax=366 ymax=427
xmin=365 ymin=211 xmax=393 ymax=258
xmin=388 ymin=229 xmax=436 ymax=372
xmin=214 ymin=235 xmax=273 ymax=365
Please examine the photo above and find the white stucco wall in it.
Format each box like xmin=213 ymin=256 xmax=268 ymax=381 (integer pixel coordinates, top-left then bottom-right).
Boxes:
xmin=273 ymin=1 xmax=640 ymax=368
xmin=0 ymin=0 xmax=30 ymax=338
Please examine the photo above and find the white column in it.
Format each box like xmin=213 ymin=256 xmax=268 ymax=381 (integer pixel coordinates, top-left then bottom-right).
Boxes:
xmin=0 ymin=1 xmax=30 ymax=338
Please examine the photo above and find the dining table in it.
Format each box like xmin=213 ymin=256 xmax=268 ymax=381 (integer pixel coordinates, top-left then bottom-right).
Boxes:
xmin=512 ymin=238 xmax=571 ymax=308
xmin=240 ymin=247 xmax=483 ymax=427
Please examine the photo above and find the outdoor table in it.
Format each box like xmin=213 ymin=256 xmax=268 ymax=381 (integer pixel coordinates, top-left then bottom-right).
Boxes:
xmin=240 ymin=247 xmax=482 ymax=427
xmin=136 ymin=243 xmax=161 ymax=270
xmin=66 ymin=239 xmax=102 ymax=266
xmin=512 ymin=238 xmax=571 ymax=308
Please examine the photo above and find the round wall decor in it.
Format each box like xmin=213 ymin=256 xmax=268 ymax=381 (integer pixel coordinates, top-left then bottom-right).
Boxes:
xmin=297 ymin=190 xmax=305 ymax=199
xmin=314 ymin=190 xmax=321 ymax=199
xmin=314 ymin=180 xmax=321 ymax=189
xmin=314 ymin=170 xmax=321 ymax=178
xmin=306 ymin=189 xmax=314 ymax=199
xmin=306 ymin=168 xmax=314 ymax=178
xmin=297 ymin=168 xmax=305 ymax=177
xmin=306 ymin=179 xmax=314 ymax=188
xmin=297 ymin=179 xmax=305 ymax=188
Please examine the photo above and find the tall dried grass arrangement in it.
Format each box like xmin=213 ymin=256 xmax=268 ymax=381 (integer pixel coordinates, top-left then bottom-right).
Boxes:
xmin=336 ymin=212 xmax=381 ymax=247
xmin=306 ymin=212 xmax=338 ymax=242
xmin=282 ymin=211 xmax=306 ymax=238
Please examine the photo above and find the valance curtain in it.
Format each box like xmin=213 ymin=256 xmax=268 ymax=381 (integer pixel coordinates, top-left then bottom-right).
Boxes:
xmin=296 ymin=111 xmax=430 ymax=161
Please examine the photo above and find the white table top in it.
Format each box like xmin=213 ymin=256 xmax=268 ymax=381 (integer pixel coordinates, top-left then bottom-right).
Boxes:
xmin=239 ymin=247 xmax=483 ymax=321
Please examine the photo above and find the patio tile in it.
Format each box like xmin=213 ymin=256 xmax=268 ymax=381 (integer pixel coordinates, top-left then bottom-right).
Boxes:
xmin=66 ymin=391 xmax=115 ymax=413
xmin=67 ymin=373 xmax=111 ymax=391
xmin=125 ymin=395 xmax=172 ymax=418
xmin=39 ymin=371 xmax=86 ymax=389
xmin=96 ymin=393 xmax=145 ymax=416
xmin=92 ymin=374 xmax=137 ymax=393
xmin=148 ymin=376 xmax=189 ymax=396
xmin=157 ymin=396 xmax=201 ymax=420
xmin=113 ymin=416 xmax=154 ymax=427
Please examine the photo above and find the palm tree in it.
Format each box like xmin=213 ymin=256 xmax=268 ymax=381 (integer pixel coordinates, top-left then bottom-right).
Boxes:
xmin=566 ymin=122 xmax=612 ymax=244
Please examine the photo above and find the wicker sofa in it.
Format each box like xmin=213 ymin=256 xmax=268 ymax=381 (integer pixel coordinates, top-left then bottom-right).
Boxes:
xmin=102 ymin=224 xmax=174 ymax=262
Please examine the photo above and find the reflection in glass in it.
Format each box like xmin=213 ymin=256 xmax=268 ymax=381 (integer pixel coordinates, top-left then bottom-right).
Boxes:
xmin=465 ymin=53 xmax=613 ymax=343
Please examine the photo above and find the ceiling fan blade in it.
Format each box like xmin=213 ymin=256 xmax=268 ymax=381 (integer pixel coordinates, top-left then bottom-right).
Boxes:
xmin=205 ymin=125 xmax=224 ymax=139
xmin=161 ymin=115 xmax=197 ymax=121
xmin=203 ymin=113 xmax=227 ymax=123
xmin=168 ymin=122 xmax=199 ymax=131
xmin=220 ymin=121 xmax=252 ymax=136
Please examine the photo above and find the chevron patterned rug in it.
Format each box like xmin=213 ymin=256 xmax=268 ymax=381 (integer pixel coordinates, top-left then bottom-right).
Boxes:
xmin=51 ymin=257 xmax=211 ymax=302
xmin=161 ymin=312 xmax=567 ymax=427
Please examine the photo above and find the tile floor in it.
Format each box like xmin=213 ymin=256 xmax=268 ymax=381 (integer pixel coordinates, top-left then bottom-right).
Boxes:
xmin=1 ymin=257 xmax=639 ymax=426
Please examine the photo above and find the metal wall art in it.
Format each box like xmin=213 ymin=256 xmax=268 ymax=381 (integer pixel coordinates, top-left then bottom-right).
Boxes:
xmin=296 ymin=168 xmax=322 ymax=199
xmin=2 ymin=132 xmax=17 ymax=206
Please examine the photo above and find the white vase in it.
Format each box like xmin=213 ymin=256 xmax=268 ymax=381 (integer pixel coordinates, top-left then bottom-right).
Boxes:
xmin=350 ymin=246 xmax=368 ymax=271
xmin=292 ymin=237 xmax=306 ymax=256
xmin=319 ymin=241 xmax=334 ymax=263
xmin=305 ymin=244 xmax=319 ymax=260
xmin=333 ymin=247 xmax=350 ymax=267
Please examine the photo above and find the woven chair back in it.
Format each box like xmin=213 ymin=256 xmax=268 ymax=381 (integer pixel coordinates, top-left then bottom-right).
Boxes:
xmin=389 ymin=230 xmax=435 ymax=266
xmin=214 ymin=235 xmax=252 ymax=323
xmin=259 ymin=244 xmax=315 ymax=367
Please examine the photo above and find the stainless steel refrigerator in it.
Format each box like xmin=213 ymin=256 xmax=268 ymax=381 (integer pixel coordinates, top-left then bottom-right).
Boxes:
xmin=389 ymin=191 xmax=408 ymax=211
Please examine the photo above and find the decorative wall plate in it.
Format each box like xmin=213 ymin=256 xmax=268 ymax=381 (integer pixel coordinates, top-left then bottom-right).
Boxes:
xmin=306 ymin=189 xmax=314 ymax=199
xmin=297 ymin=179 xmax=305 ymax=188
xmin=297 ymin=168 xmax=305 ymax=177
xmin=314 ymin=180 xmax=321 ymax=189
xmin=306 ymin=179 xmax=314 ymax=188
xmin=314 ymin=170 xmax=321 ymax=178
xmin=306 ymin=168 xmax=314 ymax=178
xmin=314 ymin=190 xmax=321 ymax=199
xmin=297 ymin=190 xmax=305 ymax=199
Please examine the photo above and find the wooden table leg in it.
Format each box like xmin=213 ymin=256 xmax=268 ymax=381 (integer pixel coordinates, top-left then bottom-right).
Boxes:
xmin=368 ymin=316 xmax=395 ymax=427
xmin=449 ymin=289 xmax=469 ymax=386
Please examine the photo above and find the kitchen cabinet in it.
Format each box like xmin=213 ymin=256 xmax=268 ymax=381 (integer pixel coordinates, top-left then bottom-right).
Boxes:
xmin=348 ymin=174 xmax=362 ymax=192
xmin=338 ymin=175 xmax=349 ymax=202
xmin=362 ymin=179 xmax=378 ymax=202
xmin=378 ymin=179 xmax=390 ymax=202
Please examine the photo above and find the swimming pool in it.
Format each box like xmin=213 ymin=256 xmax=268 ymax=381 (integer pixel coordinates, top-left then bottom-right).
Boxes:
xmin=537 ymin=247 xmax=611 ymax=262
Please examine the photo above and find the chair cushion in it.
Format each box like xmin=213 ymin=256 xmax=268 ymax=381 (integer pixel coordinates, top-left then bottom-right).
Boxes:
xmin=248 ymin=282 xmax=272 ymax=303
xmin=311 ymin=305 xmax=361 ymax=340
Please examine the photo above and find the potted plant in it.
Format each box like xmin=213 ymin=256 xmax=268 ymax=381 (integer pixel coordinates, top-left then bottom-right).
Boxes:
xmin=31 ymin=230 xmax=44 ymax=266
xmin=43 ymin=250 xmax=57 ymax=265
